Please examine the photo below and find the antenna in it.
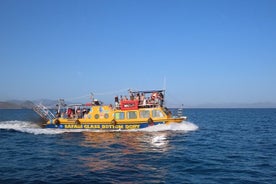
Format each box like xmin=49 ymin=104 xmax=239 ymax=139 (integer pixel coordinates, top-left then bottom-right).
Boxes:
xmin=163 ymin=76 xmax=167 ymax=106
xmin=90 ymin=92 xmax=94 ymax=102
xmin=163 ymin=76 xmax=166 ymax=91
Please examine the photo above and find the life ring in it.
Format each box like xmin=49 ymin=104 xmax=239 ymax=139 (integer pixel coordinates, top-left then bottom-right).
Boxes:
xmin=54 ymin=119 xmax=60 ymax=126
xmin=104 ymin=113 xmax=109 ymax=119
xmin=75 ymin=119 xmax=81 ymax=125
xmin=111 ymin=119 xmax=117 ymax=126
xmin=94 ymin=114 xmax=99 ymax=119
xmin=147 ymin=118 xmax=154 ymax=126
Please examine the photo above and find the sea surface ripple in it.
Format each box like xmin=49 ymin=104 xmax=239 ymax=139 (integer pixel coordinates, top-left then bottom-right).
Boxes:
xmin=0 ymin=109 xmax=275 ymax=183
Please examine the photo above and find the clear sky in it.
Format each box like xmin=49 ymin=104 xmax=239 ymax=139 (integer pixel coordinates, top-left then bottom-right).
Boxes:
xmin=0 ymin=0 xmax=276 ymax=107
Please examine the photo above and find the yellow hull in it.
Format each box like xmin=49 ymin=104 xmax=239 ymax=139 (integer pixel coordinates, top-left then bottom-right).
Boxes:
xmin=44 ymin=106 xmax=186 ymax=129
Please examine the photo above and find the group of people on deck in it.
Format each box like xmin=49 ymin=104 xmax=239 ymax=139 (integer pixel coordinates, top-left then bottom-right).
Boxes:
xmin=114 ymin=91 xmax=164 ymax=109
xmin=56 ymin=107 xmax=90 ymax=119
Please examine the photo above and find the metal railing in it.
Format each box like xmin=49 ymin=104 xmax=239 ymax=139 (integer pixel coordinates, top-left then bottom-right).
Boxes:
xmin=33 ymin=103 xmax=55 ymax=122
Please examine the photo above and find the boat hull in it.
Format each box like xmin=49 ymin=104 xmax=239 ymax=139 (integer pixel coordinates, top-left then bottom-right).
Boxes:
xmin=44 ymin=122 xmax=165 ymax=130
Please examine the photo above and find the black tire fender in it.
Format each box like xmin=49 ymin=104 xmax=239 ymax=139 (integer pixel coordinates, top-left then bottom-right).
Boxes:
xmin=75 ymin=119 xmax=81 ymax=125
xmin=147 ymin=118 xmax=154 ymax=126
xmin=111 ymin=119 xmax=117 ymax=126
xmin=54 ymin=119 xmax=60 ymax=126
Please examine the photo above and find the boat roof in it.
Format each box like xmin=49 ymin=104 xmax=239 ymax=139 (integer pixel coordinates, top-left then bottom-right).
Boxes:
xmin=131 ymin=89 xmax=165 ymax=94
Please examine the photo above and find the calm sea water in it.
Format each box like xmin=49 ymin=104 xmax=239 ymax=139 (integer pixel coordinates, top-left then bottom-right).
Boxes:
xmin=0 ymin=108 xmax=275 ymax=184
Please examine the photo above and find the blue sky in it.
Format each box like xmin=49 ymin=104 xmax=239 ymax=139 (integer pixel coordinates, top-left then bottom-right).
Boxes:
xmin=0 ymin=0 xmax=275 ymax=107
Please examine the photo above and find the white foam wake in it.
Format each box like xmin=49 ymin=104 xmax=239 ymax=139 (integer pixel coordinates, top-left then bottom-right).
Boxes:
xmin=0 ymin=120 xmax=198 ymax=135
xmin=140 ymin=121 xmax=199 ymax=132
xmin=0 ymin=120 xmax=72 ymax=135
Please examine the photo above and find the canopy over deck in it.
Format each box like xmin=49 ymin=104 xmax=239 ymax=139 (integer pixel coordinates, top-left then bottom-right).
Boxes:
xmin=130 ymin=89 xmax=165 ymax=94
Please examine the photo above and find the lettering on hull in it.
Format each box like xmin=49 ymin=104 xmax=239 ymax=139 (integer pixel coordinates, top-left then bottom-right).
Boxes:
xmin=56 ymin=124 xmax=142 ymax=129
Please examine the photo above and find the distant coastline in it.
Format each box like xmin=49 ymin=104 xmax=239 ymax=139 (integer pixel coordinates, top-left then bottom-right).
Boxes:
xmin=0 ymin=100 xmax=34 ymax=109
xmin=183 ymin=102 xmax=276 ymax=109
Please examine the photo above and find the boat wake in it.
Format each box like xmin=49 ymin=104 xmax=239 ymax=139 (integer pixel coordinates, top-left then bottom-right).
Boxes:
xmin=0 ymin=120 xmax=198 ymax=135
xmin=139 ymin=121 xmax=198 ymax=132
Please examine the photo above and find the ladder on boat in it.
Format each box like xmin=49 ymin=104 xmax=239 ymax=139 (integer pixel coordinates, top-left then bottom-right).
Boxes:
xmin=33 ymin=103 xmax=55 ymax=122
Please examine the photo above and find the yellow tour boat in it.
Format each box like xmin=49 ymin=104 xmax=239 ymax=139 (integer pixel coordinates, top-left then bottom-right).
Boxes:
xmin=33 ymin=90 xmax=187 ymax=130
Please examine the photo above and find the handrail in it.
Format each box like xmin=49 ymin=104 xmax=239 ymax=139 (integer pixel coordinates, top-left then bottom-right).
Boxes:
xmin=33 ymin=103 xmax=55 ymax=122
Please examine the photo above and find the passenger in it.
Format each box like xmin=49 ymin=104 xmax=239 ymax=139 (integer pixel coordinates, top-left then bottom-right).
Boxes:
xmin=152 ymin=92 xmax=158 ymax=99
xmin=61 ymin=112 xmax=65 ymax=118
xmin=94 ymin=99 xmax=100 ymax=105
xmin=123 ymin=95 xmax=128 ymax=101
xmin=140 ymin=93 xmax=145 ymax=105
xmin=151 ymin=93 xmax=157 ymax=106
xmin=55 ymin=111 xmax=61 ymax=118
xmin=143 ymin=97 xmax=147 ymax=106
xmin=115 ymin=96 xmax=119 ymax=109
xmin=70 ymin=112 xmax=74 ymax=119
xmin=76 ymin=108 xmax=82 ymax=118
xmin=67 ymin=108 xmax=72 ymax=118
xmin=158 ymin=92 xmax=164 ymax=107
xmin=83 ymin=112 xmax=88 ymax=119
xmin=130 ymin=92 xmax=134 ymax=100
xmin=147 ymin=97 xmax=152 ymax=107
xmin=135 ymin=93 xmax=140 ymax=101
xmin=154 ymin=95 xmax=159 ymax=105
xmin=82 ymin=109 xmax=87 ymax=117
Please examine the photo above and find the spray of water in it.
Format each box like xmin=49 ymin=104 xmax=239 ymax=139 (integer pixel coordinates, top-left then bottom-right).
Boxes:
xmin=0 ymin=120 xmax=198 ymax=135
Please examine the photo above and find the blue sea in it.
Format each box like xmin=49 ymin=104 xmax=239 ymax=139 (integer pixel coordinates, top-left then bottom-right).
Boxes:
xmin=0 ymin=108 xmax=275 ymax=184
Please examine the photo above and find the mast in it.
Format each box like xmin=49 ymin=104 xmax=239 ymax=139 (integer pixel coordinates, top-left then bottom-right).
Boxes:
xmin=163 ymin=76 xmax=166 ymax=106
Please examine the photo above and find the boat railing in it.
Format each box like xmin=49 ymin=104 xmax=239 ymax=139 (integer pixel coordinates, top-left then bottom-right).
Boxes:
xmin=138 ymin=104 xmax=161 ymax=108
xmin=33 ymin=103 xmax=55 ymax=122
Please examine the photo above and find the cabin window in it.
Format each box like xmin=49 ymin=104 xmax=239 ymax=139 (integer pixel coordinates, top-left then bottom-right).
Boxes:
xmin=115 ymin=112 xmax=125 ymax=120
xmin=152 ymin=110 xmax=164 ymax=118
xmin=127 ymin=111 xmax=137 ymax=119
xmin=140 ymin=110 xmax=150 ymax=118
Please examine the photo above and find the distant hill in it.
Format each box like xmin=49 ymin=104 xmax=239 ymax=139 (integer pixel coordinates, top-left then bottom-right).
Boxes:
xmin=0 ymin=100 xmax=34 ymax=109
xmin=21 ymin=100 xmax=35 ymax=109
xmin=32 ymin=99 xmax=58 ymax=107
xmin=0 ymin=99 xmax=74 ymax=109
xmin=0 ymin=102 xmax=22 ymax=109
